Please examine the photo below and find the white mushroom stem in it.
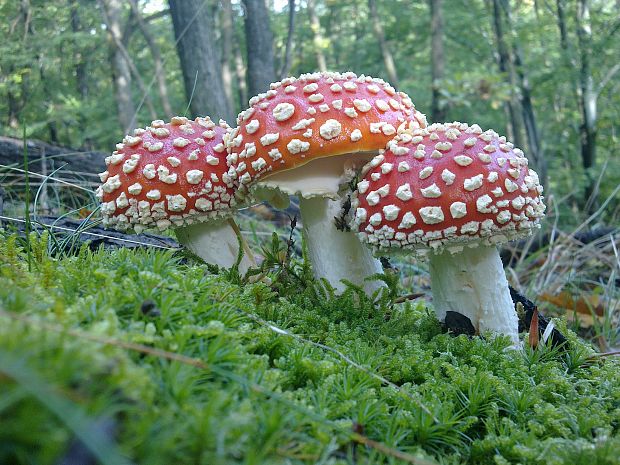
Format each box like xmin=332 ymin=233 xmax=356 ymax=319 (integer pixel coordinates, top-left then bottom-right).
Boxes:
xmin=175 ymin=218 xmax=255 ymax=274
xmin=428 ymin=245 xmax=519 ymax=346
xmin=299 ymin=196 xmax=386 ymax=295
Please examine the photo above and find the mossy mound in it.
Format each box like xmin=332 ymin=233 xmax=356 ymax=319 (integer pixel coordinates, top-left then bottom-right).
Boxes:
xmin=1 ymin=233 xmax=618 ymax=465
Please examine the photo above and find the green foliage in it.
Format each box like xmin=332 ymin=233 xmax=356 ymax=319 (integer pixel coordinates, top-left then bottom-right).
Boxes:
xmin=0 ymin=0 xmax=185 ymax=148
xmin=1 ymin=234 xmax=619 ymax=464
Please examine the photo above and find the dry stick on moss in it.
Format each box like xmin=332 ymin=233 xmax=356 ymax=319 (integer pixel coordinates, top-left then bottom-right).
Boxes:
xmin=0 ymin=310 xmax=438 ymax=465
xmin=580 ymin=350 xmax=620 ymax=369
xmin=393 ymin=292 xmax=425 ymax=304
xmin=587 ymin=350 xmax=620 ymax=359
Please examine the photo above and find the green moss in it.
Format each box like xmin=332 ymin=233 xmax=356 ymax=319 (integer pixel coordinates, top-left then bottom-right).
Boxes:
xmin=0 ymin=234 xmax=618 ymax=464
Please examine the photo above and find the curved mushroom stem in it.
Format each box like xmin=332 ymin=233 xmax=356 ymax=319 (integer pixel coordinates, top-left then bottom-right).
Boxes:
xmin=175 ymin=218 xmax=255 ymax=274
xmin=299 ymin=196 xmax=386 ymax=296
xmin=429 ymin=245 xmax=519 ymax=346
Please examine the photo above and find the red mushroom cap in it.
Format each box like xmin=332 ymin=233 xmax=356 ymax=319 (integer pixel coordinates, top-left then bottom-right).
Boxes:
xmin=96 ymin=116 xmax=236 ymax=232
xmin=225 ymin=71 xmax=427 ymax=197
xmin=350 ymin=122 xmax=546 ymax=256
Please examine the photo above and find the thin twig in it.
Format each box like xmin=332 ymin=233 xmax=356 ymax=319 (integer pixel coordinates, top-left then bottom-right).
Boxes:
xmin=393 ymin=293 xmax=425 ymax=304
xmin=587 ymin=350 xmax=620 ymax=359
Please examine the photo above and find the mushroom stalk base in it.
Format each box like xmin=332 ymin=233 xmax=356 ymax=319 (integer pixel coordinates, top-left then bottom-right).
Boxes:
xmin=429 ymin=245 xmax=519 ymax=345
xmin=299 ymin=196 xmax=386 ymax=295
xmin=175 ymin=219 xmax=253 ymax=274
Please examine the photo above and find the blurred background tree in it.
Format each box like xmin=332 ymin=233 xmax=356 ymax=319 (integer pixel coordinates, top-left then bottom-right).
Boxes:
xmin=0 ymin=0 xmax=618 ymax=223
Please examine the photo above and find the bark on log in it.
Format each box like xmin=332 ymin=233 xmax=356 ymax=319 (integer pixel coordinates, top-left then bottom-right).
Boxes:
xmin=4 ymin=215 xmax=179 ymax=252
xmin=0 ymin=136 xmax=106 ymax=174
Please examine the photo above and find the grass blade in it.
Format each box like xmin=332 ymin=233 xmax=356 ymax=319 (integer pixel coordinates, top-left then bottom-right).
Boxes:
xmin=0 ymin=350 xmax=131 ymax=465
xmin=22 ymin=122 xmax=32 ymax=271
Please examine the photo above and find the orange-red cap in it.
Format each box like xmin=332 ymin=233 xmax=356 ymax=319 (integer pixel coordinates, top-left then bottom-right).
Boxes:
xmin=351 ymin=122 xmax=546 ymax=256
xmin=96 ymin=116 xmax=236 ymax=232
xmin=225 ymin=71 xmax=427 ymax=199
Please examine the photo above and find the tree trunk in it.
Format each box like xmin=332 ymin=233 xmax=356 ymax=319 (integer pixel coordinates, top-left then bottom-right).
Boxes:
xmin=555 ymin=0 xmax=579 ymax=87
xmin=101 ymin=0 xmax=158 ymax=125
xmin=69 ymin=0 xmax=90 ymax=145
xmin=168 ymin=0 xmax=234 ymax=122
xmin=220 ymin=0 xmax=236 ymax=114
xmin=7 ymin=84 xmax=20 ymax=129
xmin=279 ymin=0 xmax=296 ymax=78
xmin=6 ymin=1 xmax=32 ymax=129
xmin=325 ymin=5 xmax=341 ymax=68
xmin=500 ymin=0 xmax=546 ymax=188
xmin=369 ymin=0 xmax=399 ymax=87
xmin=222 ymin=0 xmax=248 ymax=109
xmin=128 ymin=0 xmax=173 ymax=117
xmin=223 ymin=0 xmax=248 ymax=109
xmin=111 ymin=49 xmax=135 ymax=133
xmin=70 ymin=0 xmax=89 ymax=101
xmin=556 ymin=0 xmax=569 ymax=51
xmin=575 ymin=0 xmax=597 ymax=209
xmin=0 ymin=186 xmax=4 ymax=227
xmin=353 ymin=13 xmax=364 ymax=68
xmin=100 ymin=0 xmax=137 ymax=132
xmin=296 ymin=13 xmax=305 ymax=70
xmin=429 ymin=0 xmax=445 ymax=122
xmin=517 ymin=62 xmax=546 ymax=187
xmin=306 ymin=0 xmax=327 ymax=72
xmin=39 ymin=65 xmax=59 ymax=144
xmin=233 ymin=32 xmax=248 ymax=108
xmin=490 ymin=0 xmax=524 ymax=150
xmin=121 ymin=8 xmax=169 ymax=47
xmin=19 ymin=0 xmax=33 ymax=41
xmin=242 ymin=0 xmax=276 ymax=98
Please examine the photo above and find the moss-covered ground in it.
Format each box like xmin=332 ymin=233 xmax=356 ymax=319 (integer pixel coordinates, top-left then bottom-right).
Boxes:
xmin=1 ymin=232 xmax=619 ymax=465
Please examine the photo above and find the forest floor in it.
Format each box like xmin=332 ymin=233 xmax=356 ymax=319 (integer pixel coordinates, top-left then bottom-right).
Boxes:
xmin=1 ymin=143 xmax=619 ymax=463
xmin=1 ymin=227 xmax=619 ymax=465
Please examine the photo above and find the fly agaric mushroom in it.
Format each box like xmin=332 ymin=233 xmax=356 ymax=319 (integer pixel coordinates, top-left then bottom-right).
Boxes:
xmin=350 ymin=122 xmax=546 ymax=344
xmin=224 ymin=71 xmax=427 ymax=293
xmin=96 ymin=116 xmax=254 ymax=272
